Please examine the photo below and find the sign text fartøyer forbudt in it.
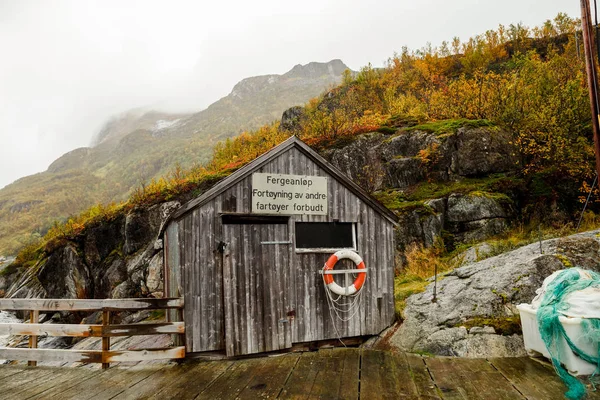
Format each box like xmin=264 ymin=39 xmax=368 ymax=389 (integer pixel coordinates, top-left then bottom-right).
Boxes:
xmin=251 ymin=173 xmax=328 ymax=215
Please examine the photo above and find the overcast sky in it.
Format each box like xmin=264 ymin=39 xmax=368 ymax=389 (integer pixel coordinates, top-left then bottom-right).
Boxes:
xmin=0 ymin=0 xmax=581 ymax=189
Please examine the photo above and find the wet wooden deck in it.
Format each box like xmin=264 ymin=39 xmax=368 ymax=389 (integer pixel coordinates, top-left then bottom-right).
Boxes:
xmin=0 ymin=349 xmax=597 ymax=399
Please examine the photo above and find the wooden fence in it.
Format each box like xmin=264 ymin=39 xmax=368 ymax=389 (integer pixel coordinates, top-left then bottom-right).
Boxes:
xmin=0 ymin=298 xmax=185 ymax=368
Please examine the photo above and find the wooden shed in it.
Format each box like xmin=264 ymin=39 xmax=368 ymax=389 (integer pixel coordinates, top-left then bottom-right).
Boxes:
xmin=163 ymin=136 xmax=398 ymax=357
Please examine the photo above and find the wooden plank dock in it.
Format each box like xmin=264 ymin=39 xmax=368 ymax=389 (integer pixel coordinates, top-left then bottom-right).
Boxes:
xmin=0 ymin=348 xmax=597 ymax=399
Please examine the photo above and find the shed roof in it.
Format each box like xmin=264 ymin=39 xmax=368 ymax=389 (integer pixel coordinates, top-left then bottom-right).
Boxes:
xmin=169 ymin=136 xmax=398 ymax=223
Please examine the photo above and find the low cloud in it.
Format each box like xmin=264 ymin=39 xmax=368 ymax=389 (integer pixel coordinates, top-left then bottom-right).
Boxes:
xmin=0 ymin=0 xmax=579 ymax=188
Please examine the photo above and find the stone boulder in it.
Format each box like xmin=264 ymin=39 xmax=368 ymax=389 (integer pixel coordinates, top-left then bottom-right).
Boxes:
xmin=384 ymin=157 xmax=427 ymax=189
xmin=37 ymin=244 xmax=92 ymax=299
xmin=380 ymin=130 xmax=452 ymax=185
xmin=124 ymin=207 xmax=160 ymax=255
xmin=97 ymin=255 xmax=128 ymax=298
xmin=325 ymin=125 xmax=520 ymax=191
xmin=5 ymin=200 xmax=180 ymax=303
xmin=450 ymin=127 xmax=519 ymax=177
xmin=280 ymin=106 xmax=305 ymax=133
xmin=445 ymin=193 xmax=511 ymax=243
xmin=0 ymin=262 xmax=17 ymax=298
xmin=394 ymin=194 xmax=512 ymax=255
xmin=123 ymin=201 xmax=180 ymax=256
xmin=83 ymin=216 xmax=125 ymax=266
xmin=395 ymin=207 xmax=444 ymax=251
xmin=452 ymin=242 xmax=494 ymax=267
xmin=389 ymin=231 xmax=600 ymax=358
xmin=145 ymin=251 xmax=164 ymax=297
xmin=326 ymin=133 xmax=387 ymax=192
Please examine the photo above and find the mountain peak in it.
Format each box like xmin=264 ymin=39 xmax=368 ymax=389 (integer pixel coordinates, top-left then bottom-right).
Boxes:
xmin=229 ymin=60 xmax=350 ymax=100
xmin=285 ymin=59 xmax=349 ymax=79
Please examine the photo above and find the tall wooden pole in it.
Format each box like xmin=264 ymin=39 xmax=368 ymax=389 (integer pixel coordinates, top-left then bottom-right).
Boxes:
xmin=581 ymin=0 xmax=600 ymax=180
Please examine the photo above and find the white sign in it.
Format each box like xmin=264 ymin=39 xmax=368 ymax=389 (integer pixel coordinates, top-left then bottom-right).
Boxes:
xmin=251 ymin=173 xmax=328 ymax=215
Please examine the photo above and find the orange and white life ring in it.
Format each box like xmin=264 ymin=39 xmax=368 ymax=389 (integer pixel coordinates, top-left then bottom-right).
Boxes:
xmin=322 ymin=250 xmax=366 ymax=296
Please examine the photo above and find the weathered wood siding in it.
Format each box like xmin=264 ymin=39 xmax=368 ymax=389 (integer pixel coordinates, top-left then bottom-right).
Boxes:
xmin=164 ymin=222 xmax=181 ymax=325
xmin=167 ymin=146 xmax=395 ymax=355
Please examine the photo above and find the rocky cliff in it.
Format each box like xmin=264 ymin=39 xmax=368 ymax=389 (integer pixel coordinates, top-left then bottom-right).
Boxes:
xmin=1 ymin=118 xmax=522 ymax=313
xmin=321 ymin=121 xmax=520 ymax=263
xmin=4 ymin=201 xmax=181 ymax=303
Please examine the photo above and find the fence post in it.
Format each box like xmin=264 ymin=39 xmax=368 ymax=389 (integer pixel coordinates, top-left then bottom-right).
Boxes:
xmin=102 ymin=310 xmax=111 ymax=369
xmin=28 ymin=310 xmax=39 ymax=367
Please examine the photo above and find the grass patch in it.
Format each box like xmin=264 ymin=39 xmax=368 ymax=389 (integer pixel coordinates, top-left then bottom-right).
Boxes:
xmin=376 ymin=126 xmax=398 ymax=135
xmin=395 ymin=201 xmax=435 ymax=215
xmin=394 ymin=241 xmax=462 ymax=318
xmin=148 ymin=309 xmax=166 ymax=321
xmin=407 ymin=174 xmax=521 ymax=202
xmin=372 ymin=190 xmax=435 ymax=216
xmin=374 ymin=175 xmax=520 ymax=217
xmin=402 ymin=118 xmax=496 ymax=136
xmin=422 ymin=212 xmax=600 ymax=271
xmin=383 ymin=114 xmax=420 ymax=129
xmin=472 ymin=214 xmax=600 ymax=262
xmin=453 ymin=315 xmax=522 ymax=336
xmin=394 ymin=274 xmax=429 ymax=319
xmin=372 ymin=189 xmax=409 ymax=210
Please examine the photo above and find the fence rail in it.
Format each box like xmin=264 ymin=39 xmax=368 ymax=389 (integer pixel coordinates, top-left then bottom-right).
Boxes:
xmin=0 ymin=297 xmax=185 ymax=368
xmin=0 ymin=298 xmax=184 ymax=312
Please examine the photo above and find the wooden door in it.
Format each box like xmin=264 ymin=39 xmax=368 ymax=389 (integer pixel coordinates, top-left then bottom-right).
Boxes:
xmin=179 ymin=213 xmax=226 ymax=353
xmin=222 ymin=223 xmax=293 ymax=356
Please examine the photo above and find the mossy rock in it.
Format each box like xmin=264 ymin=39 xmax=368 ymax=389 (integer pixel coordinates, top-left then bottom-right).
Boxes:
xmin=454 ymin=315 xmax=522 ymax=336
xmin=0 ymin=262 xmax=18 ymax=277
xmin=402 ymin=119 xmax=496 ymax=136
xmin=376 ymin=126 xmax=398 ymax=135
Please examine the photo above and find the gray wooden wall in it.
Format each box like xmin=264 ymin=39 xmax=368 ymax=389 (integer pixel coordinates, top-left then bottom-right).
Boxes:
xmin=164 ymin=146 xmax=395 ymax=356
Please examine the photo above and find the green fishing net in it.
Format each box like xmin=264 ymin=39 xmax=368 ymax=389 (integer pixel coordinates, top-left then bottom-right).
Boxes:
xmin=537 ymin=268 xmax=600 ymax=400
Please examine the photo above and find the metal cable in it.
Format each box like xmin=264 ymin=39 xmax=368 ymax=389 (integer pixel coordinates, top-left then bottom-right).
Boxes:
xmin=576 ymin=174 xmax=598 ymax=232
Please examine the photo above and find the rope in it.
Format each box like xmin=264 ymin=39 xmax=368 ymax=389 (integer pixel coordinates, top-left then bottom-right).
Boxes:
xmin=321 ymin=266 xmax=365 ymax=346
xmin=537 ymin=268 xmax=600 ymax=400
xmin=322 ymin=269 xmax=364 ymax=320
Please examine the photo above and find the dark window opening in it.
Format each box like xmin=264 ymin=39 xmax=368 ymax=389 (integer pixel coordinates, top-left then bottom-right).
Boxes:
xmin=295 ymin=222 xmax=355 ymax=249
xmin=221 ymin=214 xmax=289 ymax=225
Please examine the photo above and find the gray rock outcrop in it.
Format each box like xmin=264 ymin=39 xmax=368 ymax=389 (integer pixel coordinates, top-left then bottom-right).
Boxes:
xmin=389 ymin=231 xmax=600 ymax=358
xmin=322 ymin=125 xmax=519 ymax=254
xmin=394 ymin=193 xmax=513 ymax=255
xmin=452 ymin=127 xmax=519 ymax=177
xmin=4 ymin=201 xmax=180 ymax=303
xmin=38 ymin=244 xmax=92 ymax=299
xmin=280 ymin=106 xmax=305 ymax=133
xmin=328 ymin=133 xmax=387 ymax=192
xmin=0 ymin=258 xmax=16 ymax=297
xmin=445 ymin=193 xmax=510 ymax=243
xmin=325 ymin=125 xmax=520 ymax=192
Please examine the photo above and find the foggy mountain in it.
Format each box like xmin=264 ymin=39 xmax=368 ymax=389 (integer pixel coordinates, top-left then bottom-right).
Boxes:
xmin=0 ymin=59 xmax=349 ymax=255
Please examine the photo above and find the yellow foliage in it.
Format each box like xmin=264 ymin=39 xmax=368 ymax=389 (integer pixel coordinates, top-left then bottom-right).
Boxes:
xmin=416 ymin=143 xmax=440 ymax=167
xmin=403 ymin=241 xmax=453 ymax=279
xmin=13 ymin=12 xmax=593 ymax=267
